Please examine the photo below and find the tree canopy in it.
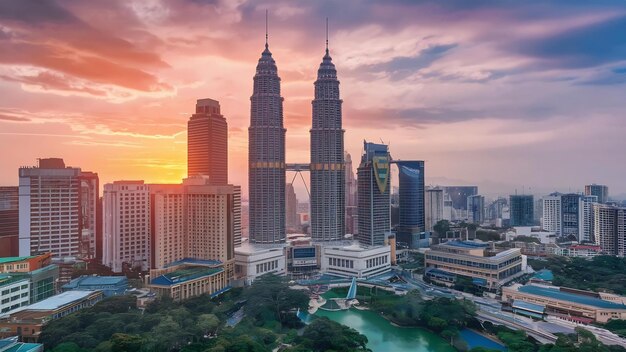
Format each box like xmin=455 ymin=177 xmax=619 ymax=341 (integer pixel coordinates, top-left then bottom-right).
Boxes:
xmin=529 ymin=256 xmax=626 ymax=294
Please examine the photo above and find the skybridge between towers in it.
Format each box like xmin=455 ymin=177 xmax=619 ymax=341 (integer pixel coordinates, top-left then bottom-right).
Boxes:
xmin=286 ymin=163 xmax=311 ymax=197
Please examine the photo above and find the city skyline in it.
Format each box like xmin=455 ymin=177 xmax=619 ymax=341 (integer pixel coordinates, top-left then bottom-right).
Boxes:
xmin=1 ymin=1 xmax=626 ymax=200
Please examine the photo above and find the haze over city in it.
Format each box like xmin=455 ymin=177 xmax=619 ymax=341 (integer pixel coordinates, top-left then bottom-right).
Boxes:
xmin=1 ymin=0 xmax=626 ymax=199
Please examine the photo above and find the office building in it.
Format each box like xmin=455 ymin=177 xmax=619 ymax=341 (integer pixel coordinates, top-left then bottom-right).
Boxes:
xmin=534 ymin=198 xmax=543 ymax=225
xmin=0 ymin=290 xmax=103 ymax=342
xmin=357 ymin=142 xmax=391 ymax=246
xmin=593 ymin=204 xmax=626 ymax=256
xmin=510 ymin=195 xmax=534 ymax=227
xmin=0 ymin=254 xmax=58 ymax=304
xmin=248 ymin=33 xmax=286 ymax=244
xmin=147 ymin=259 xmax=229 ymax=302
xmin=424 ymin=241 xmax=526 ymax=290
xmin=345 ymin=152 xmax=358 ymax=235
xmin=579 ymin=195 xmax=598 ymax=242
xmin=310 ymin=41 xmax=345 ymax=242
xmin=561 ymin=193 xmax=581 ymax=239
xmin=0 ymin=187 xmax=19 ymax=257
xmin=467 ymin=194 xmax=485 ymax=224
xmin=187 ymin=98 xmax=228 ymax=185
xmin=542 ymin=193 xmax=562 ymax=236
xmin=79 ymin=172 xmax=99 ymax=259
xmin=443 ymin=186 xmax=478 ymax=219
xmin=19 ymin=158 xmax=98 ymax=259
xmin=585 ymin=184 xmax=609 ymax=204
xmin=62 ymin=276 xmax=128 ymax=297
xmin=150 ymin=177 xmax=241 ymax=277
xmin=286 ymin=183 xmax=299 ymax=231
xmin=502 ymin=283 xmax=626 ymax=323
xmin=395 ymin=161 xmax=425 ymax=245
xmin=487 ymin=197 xmax=508 ymax=223
xmin=102 ymin=181 xmax=151 ymax=272
xmin=425 ymin=188 xmax=444 ymax=232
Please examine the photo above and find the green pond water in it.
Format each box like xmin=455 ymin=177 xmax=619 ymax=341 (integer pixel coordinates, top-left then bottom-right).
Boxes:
xmin=315 ymin=308 xmax=456 ymax=352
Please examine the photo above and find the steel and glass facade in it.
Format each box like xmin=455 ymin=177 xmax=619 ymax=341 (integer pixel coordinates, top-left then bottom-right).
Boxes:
xmin=248 ymin=41 xmax=286 ymax=244
xmin=395 ymin=161 xmax=425 ymax=243
xmin=310 ymin=47 xmax=345 ymax=242
xmin=510 ymin=195 xmax=534 ymax=226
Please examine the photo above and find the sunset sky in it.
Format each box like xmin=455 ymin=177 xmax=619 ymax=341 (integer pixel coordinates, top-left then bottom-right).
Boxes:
xmin=1 ymin=0 xmax=626 ymax=200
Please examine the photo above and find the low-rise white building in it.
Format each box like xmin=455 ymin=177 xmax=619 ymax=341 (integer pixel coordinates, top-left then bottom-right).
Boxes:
xmin=320 ymin=242 xmax=391 ymax=279
xmin=0 ymin=275 xmax=30 ymax=314
xmin=506 ymin=227 xmax=556 ymax=244
xmin=234 ymin=242 xmax=286 ymax=285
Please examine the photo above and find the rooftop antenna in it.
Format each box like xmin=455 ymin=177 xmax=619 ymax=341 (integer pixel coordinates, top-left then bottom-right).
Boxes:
xmin=265 ymin=9 xmax=269 ymax=48
xmin=326 ymin=17 xmax=329 ymax=53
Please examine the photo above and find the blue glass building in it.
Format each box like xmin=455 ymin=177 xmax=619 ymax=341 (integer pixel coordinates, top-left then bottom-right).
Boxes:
xmin=395 ymin=161 xmax=425 ymax=248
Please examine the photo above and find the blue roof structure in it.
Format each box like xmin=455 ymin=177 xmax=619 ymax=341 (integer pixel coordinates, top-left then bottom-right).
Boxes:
xmin=513 ymin=300 xmax=545 ymax=313
xmin=164 ymin=258 xmax=222 ymax=268
xmin=151 ymin=266 xmax=223 ymax=286
xmin=425 ymin=268 xmax=456 ymax=279
xmin=0 ymin=337 xmax=43 ymax=352
xmin=63 ymin=276 xmax=127 ymax=289
xmin=519 ymin=285 xmax=626 ymax=309
xmin=445 ymin=241 xmax=489 ymax=248
xmin=472 ymin=278 xmax=488 ymax=286
xmin=532 ymin=269 xmax=554 ymax=281
xmin=209 ymin=286 xmax=232 ymax=298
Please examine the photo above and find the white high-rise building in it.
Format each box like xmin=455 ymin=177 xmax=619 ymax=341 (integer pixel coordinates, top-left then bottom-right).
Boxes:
xmin=103 ymin=181 xmax=151 ymax=272
xmin=151 ymin=184 xmax=185 ymax=269
xmin=18 ymin=158 xmax=98 ymax=258
xmin=425 ymin=188 xmax=444 ymax=232
xmin=593 ymin=204 xmax=626 ymax=256
xmin=542 ymin=194 xmax=562 ymax=236
xmin=579 ymin=195 xmax=598 ymax=242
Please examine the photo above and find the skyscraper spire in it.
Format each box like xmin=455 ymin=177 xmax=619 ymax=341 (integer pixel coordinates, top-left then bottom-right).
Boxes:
xmin=265 ymin=9 xmax=269 ymax=48
xmin=325 ymin=17 xmax=329 ymax=54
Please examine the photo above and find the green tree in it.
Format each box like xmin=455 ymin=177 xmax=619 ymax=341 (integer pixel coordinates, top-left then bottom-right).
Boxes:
xmin=51 ymin=342 xmax=88 ymax=352
xmin=434 ymin=220 xmax=450 ymax=237
xmin=110 ymin=333 xmax=143 ymax=352
xmin=197 ymin=313 xmax=220 ymax=336
xmin=244 ymin=274 xmax=309 ymax=326
xmin=299 ymin=317 xmax=369 ymax=351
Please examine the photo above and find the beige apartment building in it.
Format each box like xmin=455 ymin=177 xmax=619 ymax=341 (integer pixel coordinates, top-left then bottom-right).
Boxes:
xmin=424 ymin=241 xmax=525 ymax=290
xmin=150 ymin=176 xmax=241 ymax=278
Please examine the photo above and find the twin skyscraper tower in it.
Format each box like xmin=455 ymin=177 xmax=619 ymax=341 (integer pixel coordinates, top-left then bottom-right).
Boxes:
xmin=249 ymin=20 xmax=345 ymax=244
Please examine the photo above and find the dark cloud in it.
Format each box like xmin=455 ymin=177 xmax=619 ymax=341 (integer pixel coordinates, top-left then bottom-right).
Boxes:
xmin=576 ymin=67 xmax=626 ymax=86
xmin=354 ymin=44 xmax=458 ymax=80
xmin=0 ymin=114 xmax=30 ymax=122
xmin=345 ymin=106 xmax=482 ymax=128
xmin=514 ymin=15 xmax=626 ymax=68
xmin=0 ymin=0 xmax=76 ymax=23
xmin=344 ymin=104 xmax=561 ymax=129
